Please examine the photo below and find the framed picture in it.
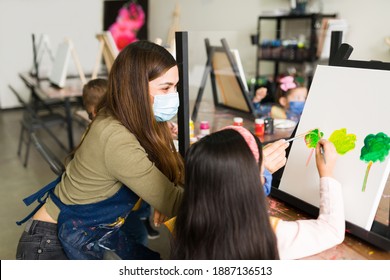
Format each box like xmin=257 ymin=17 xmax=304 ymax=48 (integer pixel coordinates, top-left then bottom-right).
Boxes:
xmin=103 ymin=0 xmax=148 ymax=50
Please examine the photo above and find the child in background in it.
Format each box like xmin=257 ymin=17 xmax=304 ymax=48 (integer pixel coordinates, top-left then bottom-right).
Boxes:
xmin=252 ymin=75 xmax=308 ymax=122
xmin=170 ymin=126 xmax=344 ymax=260
xmin=82 ymin=78 xmax=160 ymax=242
xmin=82 ymin=78 xmax=108 ymax=121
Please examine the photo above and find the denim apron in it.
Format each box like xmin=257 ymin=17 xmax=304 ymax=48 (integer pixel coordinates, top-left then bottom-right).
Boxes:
xmin=17 ymin=176 xmax=160 ymax=260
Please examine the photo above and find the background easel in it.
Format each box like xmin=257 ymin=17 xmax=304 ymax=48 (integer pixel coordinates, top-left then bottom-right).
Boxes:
xmin=91 ymin=32 xmax=119 ymax=79
xmin=166 ymin=3 xmax=181 ymax=56
xmin=49 ymin=38 xmax=87 ymax=88
xmin=30 ymin=34 xmax=55 ymax=78
xmin=191 ymin=38 xmax=257 ymax=122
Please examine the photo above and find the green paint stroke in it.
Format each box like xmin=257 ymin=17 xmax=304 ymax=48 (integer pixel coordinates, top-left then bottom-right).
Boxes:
xmin=304 ymin=129 xmax=324 ymax=149
xmin=360 ymin=132 xmax=390 ymax=192
xmin=329 ymin=128 xmax=357 ymax=155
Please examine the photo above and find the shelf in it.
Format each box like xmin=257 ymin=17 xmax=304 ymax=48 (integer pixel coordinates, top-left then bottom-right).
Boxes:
xmin=255 ymin=12 xmax=338 ymax=100
xmin=258 ymin=13 xmax=337 ymax=20
xmin=258 ymin=57 xmax=317 ymax=63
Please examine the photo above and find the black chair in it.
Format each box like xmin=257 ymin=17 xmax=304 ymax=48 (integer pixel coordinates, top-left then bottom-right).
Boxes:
xmin=30 ymin=132 xmax=65 ymax=176
xmin=9 ymin=85 xmax=67 ymax=168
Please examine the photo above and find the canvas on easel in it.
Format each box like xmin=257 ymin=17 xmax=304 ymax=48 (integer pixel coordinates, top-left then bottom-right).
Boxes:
xmin=278 ymin=64 xmax=390 ymax=231
xmin=92 ymin=31 xmax=119 ymax=79
xmin=212 ymin=49 xmax=250 ymax=112
xmin=191 ymin=38 xmax=256 ymax=121
xmin=49 ymin=38 xmax=87 ymax=88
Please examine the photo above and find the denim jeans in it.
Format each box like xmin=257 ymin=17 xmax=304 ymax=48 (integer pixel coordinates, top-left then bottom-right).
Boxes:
xmin=16 ymin=219 xmax=68 ymax=260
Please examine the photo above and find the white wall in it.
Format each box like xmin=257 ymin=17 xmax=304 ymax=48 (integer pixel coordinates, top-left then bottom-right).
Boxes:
xmin=1 ymin=0 xmax=390 ymax=108
xmin=0 ymin=0 xmax=103 ymax=109
xmin=149 ymin=0 xmax=390 ymax=100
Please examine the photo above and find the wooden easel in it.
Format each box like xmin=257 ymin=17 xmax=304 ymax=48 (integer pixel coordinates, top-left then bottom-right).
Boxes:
xmin=49 ymin=38 xmax=87 ymax=88
xmin=191 ymin=38 xmax=257 ymax=122
xmin=166 ymin=3 xmax=181 ymax=55
xmin=92 ymin=31 xmax=119 ymax=79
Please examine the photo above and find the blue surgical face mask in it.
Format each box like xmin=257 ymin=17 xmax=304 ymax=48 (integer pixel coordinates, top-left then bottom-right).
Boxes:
xmin=152 ymin=92 xmax=180 ymax=122
xmin=289 ymin=101 xmax=305 ymax=115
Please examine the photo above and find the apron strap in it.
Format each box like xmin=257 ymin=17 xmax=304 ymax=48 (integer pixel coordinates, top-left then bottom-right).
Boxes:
xmin=22 ymin=176 xmax=61 ymax=206
xmin=16 ymin=176 xmax=61 ymax=226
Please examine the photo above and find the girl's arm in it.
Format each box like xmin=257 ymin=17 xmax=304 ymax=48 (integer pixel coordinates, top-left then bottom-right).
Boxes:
xmin=275 ymin=140 xmax=345 ymax=259
xmin=275 ymin=177 xmax=345 ymax=260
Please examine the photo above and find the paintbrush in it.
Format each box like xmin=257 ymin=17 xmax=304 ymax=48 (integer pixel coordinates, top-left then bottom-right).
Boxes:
xmin=317 ymin=129 xmax=327 ymax=164
xmin=319 ymin=144 xmax=327 ymax=164
xmin=285 ymin=131 xmax=309 ymax=142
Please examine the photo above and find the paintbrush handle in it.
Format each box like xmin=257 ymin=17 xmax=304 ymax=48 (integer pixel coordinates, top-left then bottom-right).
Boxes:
xmin=286 ymin=136 xmax=299 ymax=142
xmin=320 ymin=144 xmax=327 ymax=164
xmin=285 ymin=131 xmax=308 ymax=142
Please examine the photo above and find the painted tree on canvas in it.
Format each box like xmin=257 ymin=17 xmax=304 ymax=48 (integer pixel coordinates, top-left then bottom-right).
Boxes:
xmin=360 ymin=132 xmax=390 ymax=192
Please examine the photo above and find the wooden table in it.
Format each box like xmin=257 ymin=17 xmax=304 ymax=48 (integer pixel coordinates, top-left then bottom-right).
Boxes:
xmin=194 ymin=100 xmax=390 ymax=260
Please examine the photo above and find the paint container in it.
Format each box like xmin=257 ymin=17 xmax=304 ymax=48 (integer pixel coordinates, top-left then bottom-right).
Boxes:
xmin=254 ymin=118 xmax=265 ymax=137
xmin=189 ymin=120 xmax=195 ymax=138
xmin=198 ymin=120 xmax=210 ymax=139
xmin=233 ymin=117 xmax=243 ymax=126
xmin=264 ymin=117 xmax=274 ymax=135
xmin=189 ymin=119 xmax=198 ymax=144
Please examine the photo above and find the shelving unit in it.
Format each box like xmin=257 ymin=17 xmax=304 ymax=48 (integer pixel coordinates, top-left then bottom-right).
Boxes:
xmin=255 ymin=13 xmax=337 ymax=101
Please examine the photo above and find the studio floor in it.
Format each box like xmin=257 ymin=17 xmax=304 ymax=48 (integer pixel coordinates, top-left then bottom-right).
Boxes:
xmin=0 ymin=109 xmax=171 ymax=260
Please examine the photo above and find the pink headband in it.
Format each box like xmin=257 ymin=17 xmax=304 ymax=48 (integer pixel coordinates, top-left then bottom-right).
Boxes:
xmin=221 ymin=125 xmax=260 ymax=162
xmin=280 ymin=76 xmax=297 ymax=92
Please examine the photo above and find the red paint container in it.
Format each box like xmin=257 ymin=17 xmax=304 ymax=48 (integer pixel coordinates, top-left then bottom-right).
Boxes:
xmin=233 ymin=117 xmax=243 ymax=126
xmin=255 ymin=118 xmax=265 ymax=137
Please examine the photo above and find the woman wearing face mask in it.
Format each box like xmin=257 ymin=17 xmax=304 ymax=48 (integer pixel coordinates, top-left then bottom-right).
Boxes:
xmin=16 ymin=41 xmax=184 ymax=260
xmin=252 ymin=75 xmax=308 ymax=122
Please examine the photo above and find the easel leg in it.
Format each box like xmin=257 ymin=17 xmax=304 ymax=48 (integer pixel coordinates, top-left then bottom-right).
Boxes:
xmin=92 ymin=40 xmax=105 ymax=80
xmin=191 ymin=61 xmax=211 ymax=122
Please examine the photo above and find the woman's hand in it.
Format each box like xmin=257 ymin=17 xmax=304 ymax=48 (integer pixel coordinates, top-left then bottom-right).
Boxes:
xmin=263 ymin=139 xmax=289 ymax=173
xmin=315 ymin=139 xmax=338 ymax=178
xmin=168 ymin=121 xmax=178 ymax=139
xmin=153 ymin=209 xmax=168 ymax=227
xmin=253 ymin=87 xmax=267 ymax=103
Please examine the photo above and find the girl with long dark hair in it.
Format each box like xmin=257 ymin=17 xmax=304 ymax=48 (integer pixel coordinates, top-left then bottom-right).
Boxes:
xmin=171 ymin=126 xmax=344 ymax=260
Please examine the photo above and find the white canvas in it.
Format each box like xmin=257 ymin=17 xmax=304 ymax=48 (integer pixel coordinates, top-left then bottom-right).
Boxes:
xmin=231 ymin=49 xmax=248 ymax=91
xmin=49 ymin=41 xmax=71 ymax=88
xmin=279 ymin=65 xmax=390 ymax=230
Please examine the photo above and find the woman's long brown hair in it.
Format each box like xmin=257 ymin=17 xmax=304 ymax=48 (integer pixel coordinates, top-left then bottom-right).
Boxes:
xmin=97 ymin=40 xmax=184 ymax=185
